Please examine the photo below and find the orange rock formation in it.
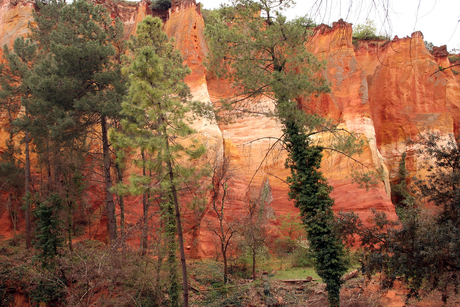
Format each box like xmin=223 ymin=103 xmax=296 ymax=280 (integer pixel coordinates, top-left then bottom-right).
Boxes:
xmin=1 ymin=0 xmax=459 ymax=258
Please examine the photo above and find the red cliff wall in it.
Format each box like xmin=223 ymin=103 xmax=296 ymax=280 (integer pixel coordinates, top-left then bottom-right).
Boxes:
xmin=355 ymin=33 xmax=460 ymax=180
xmin=306 ymin=20 xmax=395 ymax=224
xmin=0 ymin=0 xmax=34 ymax=60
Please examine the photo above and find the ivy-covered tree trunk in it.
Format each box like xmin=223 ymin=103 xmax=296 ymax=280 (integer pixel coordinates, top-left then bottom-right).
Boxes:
xmin=284 ymin=120 xmax=347 ymax=307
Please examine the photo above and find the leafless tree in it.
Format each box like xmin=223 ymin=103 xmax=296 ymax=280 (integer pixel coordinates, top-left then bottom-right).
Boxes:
xmin=241 ymin=178 xmax=274 ymax=280
xmin=207 ymin=154 xmax=239 ymax=283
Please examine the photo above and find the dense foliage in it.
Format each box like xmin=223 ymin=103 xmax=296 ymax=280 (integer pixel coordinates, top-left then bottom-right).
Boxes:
xmin=2 ymin=0 xmax=126 ymax=246
xmin=339 ymin=133 xmax=460 ymax=303
xmin=352 ymin=19 xmax=380 ymax=40
xmin=150 ymin=0 xmax=172 ymax=11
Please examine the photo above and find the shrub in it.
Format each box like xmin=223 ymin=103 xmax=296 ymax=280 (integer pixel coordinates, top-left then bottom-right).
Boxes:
xmin=353 ymin=20 xmax=379 ymax=40
xmin=150 ymin=0 xmax=171 ymax=11
xmin=338 ymin=133 xmax=460 ymax=303
xmin=274 ymin=237 xmax=298 ymax=255
xmin=290 ymin=245 xmax=315 ymax=268
xmin=424 ymin=40 xmax=434 ymax=53
xmin=29 ymin=276 xmax=65 ymax=307
xmin=229 ymin=254 xmax=251 ymax=279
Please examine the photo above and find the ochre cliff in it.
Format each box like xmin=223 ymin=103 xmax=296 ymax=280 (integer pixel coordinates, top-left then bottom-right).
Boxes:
xmin=1 ymin=0 xmax=459 ymax=258
xmin=0 ymin=0 xmax=34 ymax=61
xmin=354 ymin=33 xmax=460 ymax=180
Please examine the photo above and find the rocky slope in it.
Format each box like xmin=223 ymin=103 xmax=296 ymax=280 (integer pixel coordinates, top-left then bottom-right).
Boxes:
xmin=0 ymin=0 xmax=459 ymax=257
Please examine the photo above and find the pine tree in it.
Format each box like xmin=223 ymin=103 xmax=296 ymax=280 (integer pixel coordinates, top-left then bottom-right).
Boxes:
xmin=0 ymin=58 xmax=24 ymax=236
xmin=111 ymin=16 xmax=207 ymax=307
xmin=9 ymin=0 xmax=126 ymax=243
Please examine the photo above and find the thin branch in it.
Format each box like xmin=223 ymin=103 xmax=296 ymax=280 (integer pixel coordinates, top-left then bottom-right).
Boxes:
xmin=429 ymin=63 xmax=460 ymax=78
xmin=248 ymin=134 xmax=285 ymax=188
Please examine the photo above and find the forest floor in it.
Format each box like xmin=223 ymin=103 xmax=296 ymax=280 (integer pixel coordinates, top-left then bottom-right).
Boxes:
xmin=188 ymin=260 xmax=460 ymax=307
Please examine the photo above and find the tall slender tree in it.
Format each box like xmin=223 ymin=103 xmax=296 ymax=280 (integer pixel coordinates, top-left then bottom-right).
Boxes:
xmin=1 ymin=38 xmax=38 ymax=249
xmin=208 ymin=155 xmax=237 ymax=283
xmin=242 ymin=179 xmax=273 ymax=281
xmin=111 ymin=16 xmax=207 ymax=307
xmin=0 ymin=68 xmax=25 ymax=234
xmin=205 ymin=1 xmax=354 ymax=305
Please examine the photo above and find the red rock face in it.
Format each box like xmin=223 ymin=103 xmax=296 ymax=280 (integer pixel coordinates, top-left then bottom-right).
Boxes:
xmin=2 ymin=0 xmax=460 ymax=257
xmin=354 ymin=33 xmax=460 ymax=180
xmin=0 ymin=0 xmax=34 ymax=63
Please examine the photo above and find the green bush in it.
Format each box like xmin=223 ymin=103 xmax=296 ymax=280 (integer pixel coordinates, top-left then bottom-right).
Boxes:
xmin=353 ymin=20 xmax=379 ymax=40
xmin=0 ymin=269 xmax=15 ymax=307
xmin=229 ymin=256 xmax=251 ymax=279
xmin=136 ymin=289 xmax=160 ymax=307
xmin=0 ymin=240 xmax=32 ymax=307
xmin=201 ymin=8 xmax=215 ymax=25
xmin=274 ymin=237 xmax=298 ymax=255
xmin=424 ymin=40 xmax=434 ymax=53
xmin=290 ymin=245 xmax=315 ymax=268
xmin=29 ymin=277 xmax=65 ymax=307
xmin=150 ymin=0 xmax=171 ymax=10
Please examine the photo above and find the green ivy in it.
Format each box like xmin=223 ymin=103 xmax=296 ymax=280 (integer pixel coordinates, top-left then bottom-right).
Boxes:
xmin=284 ymin=120 xmax=348 ymax=307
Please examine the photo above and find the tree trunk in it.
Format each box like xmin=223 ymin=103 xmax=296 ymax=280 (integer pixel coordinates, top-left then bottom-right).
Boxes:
xmin=24 ymin=128 xmax=31 ymax=249
xmin=155 ymin=242 xmax=164 ymax=306
xmin=101 ymin=115 xmax=117 ymax=243
xmin=141 ymin=150 xmax=149 ymax=256
xmin=166 ymin=198 xmax=179 ymax=307
xmin=165 ymin=130 xmax=189 ymax=307
xmin=8 ymin=192 xmax=17 ymax=236
xmin=223 ymin=245 xmax=228 ymax=284
xmin=67 ymin=201 xmax=73 ymax=252
xmin=252 ymin=249 xmax=256 ymax=280
xmin=115 ymin=161 xmax=125 ymax=241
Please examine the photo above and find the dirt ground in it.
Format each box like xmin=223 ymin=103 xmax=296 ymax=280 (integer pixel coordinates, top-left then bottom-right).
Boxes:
xmin=190 ymin=273 xmax=460 ymax=307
